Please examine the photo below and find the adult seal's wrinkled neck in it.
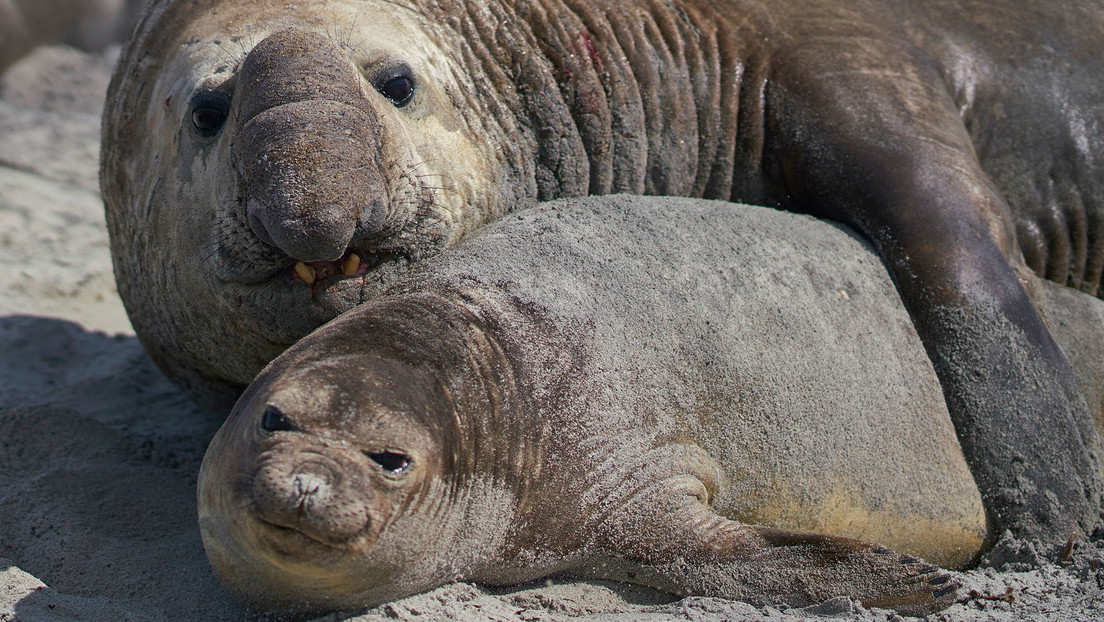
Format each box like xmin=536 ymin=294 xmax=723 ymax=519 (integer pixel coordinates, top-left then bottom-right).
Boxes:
xmin=232 ymin=28 xmax=389 ymax=262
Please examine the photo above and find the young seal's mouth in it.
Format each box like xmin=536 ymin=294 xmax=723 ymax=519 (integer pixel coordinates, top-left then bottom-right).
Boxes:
xmin=254 ymin=515 xmax=376 ymax=563
xmin=257 ymin=517 xmax=346 ymax=551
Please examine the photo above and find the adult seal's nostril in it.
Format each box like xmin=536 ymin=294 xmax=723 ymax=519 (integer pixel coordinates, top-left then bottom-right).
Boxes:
xmin=246 ymin=206 xmax=278 ymax=249
xmin=236 ymin=100 xmax=387 ymax=262
xmin=230 ymin=28 xmax=390 ymax=263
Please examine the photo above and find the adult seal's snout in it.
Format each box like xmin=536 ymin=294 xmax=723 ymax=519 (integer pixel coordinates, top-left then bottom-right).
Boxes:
xmin=233 ymin=28 xmax=388 ymax=262
xmin=252 ymin=455 xmax=370 ymax=546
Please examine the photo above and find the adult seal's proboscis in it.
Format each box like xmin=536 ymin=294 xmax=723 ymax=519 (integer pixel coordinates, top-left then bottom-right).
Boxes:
xmin=200 ymin=197 xmax=982 ymax=616
xmin=104 ymin=0 xmax=1104 ymax=545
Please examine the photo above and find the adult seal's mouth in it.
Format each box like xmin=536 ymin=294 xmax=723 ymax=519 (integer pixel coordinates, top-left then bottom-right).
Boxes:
xmin=219 ymin=243 xmax=412 ymax=313
xmin=286 ymin=247 xmax=408 ymax=295
xmin=291 ymin=248 xmax=371 ymax=287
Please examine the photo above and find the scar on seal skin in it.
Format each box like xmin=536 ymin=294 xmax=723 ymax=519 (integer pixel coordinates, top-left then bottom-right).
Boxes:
xmin=104 ymin=0 xmax=1104 ymax=545
xmin=200 ymin=197 xmax=976 ymax=616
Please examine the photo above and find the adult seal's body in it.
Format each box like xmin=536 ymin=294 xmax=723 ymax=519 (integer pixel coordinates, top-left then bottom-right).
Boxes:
xmin=105 ymin=0 xmax=1104 ymax=543
xmin=200 ymin=197 xmax=977 ymax=616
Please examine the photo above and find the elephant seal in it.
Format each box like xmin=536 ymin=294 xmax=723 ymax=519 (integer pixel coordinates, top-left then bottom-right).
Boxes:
xmin=199 ymin=196 xmax=973 ymax=615
xmin=105 ymin=0 xmax=1104 ymax=544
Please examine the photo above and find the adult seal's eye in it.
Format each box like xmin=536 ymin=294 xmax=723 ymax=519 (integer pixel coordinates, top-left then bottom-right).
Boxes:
xmin=189 ymin=92 xmax=229 ymax=137
xmin=376 ymin=67 xmax=415 ymax=107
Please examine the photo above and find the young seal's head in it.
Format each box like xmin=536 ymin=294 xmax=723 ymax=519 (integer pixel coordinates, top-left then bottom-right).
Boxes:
xmin=197 ymin=340 xmax=459 ymax=611
xmin=199 ymin=293 xmax=540 ymax=611
xmin=102 ymin=0 xmax=530 ymax=404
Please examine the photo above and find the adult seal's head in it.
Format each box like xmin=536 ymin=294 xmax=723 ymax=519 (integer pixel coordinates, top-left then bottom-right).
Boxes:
xmin=101 ymin=0 xmax=529 ymax=405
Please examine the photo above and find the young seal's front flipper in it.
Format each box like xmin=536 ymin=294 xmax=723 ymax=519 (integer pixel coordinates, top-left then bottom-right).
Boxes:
xmin=582 ymin=494 xmax=959 ymax=616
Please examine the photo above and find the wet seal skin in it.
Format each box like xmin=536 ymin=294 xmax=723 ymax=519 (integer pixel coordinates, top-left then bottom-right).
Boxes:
xmin=199 ymin=197 xmax=977 ymax=616
xmin=103 ymin=0 xmax=1104 ymax=545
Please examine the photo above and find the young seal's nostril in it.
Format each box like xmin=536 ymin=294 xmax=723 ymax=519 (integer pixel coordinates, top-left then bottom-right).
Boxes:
xmin=292 ymin=469 xmax=330 ymax=505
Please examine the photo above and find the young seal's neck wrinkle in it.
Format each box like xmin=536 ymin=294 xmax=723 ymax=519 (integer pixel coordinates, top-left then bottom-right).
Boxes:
xmin=435 ymin=0 xmax=771 ymax=204
xmin=296 ymin=293 xmax=532 ymax=495
xmin=358 ymin=283 xmax=599 ymax=560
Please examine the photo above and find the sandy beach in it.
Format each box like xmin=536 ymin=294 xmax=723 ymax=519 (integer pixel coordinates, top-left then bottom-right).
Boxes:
xmin=2 ymin=44 xmax=1104 ymax=621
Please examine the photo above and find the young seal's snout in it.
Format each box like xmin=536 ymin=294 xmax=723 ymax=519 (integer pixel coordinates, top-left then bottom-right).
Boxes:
xmin=251 ymin=447 xmax=372 ymax=548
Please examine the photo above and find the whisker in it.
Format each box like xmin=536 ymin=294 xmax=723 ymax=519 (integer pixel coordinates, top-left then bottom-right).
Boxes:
xmin=376 ymin=0 xmax=419 ymax=12
xmin=213 ymin=39 xmax=247 ymax=70
xmin=346 ymin=6 xmax=361 ymax=49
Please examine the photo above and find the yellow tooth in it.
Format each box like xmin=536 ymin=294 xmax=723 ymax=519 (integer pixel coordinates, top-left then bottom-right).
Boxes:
xmin=294 ymin=262 xmax=316 ymax=285
xmin=342 ymin=253 xmax=361 ymax=276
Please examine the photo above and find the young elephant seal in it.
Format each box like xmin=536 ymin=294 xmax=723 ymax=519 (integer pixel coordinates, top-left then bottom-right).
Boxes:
xmin=106 ymin=0 xmax=1103 ymax=544
xmin=199 ymin=197 xmax=972 ymax=615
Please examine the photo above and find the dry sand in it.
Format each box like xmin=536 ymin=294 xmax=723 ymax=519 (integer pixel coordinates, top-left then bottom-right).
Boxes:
xmin=2 ymin=44 xmax=1104 ymax=621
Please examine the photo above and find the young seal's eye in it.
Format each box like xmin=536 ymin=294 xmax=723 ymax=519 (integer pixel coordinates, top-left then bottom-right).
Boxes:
xmin=260 ymin=405 xmax=298 ymax=432
xmin=189 ymin=92 xmax=229 ymax=137
xmin=375 ymin=65 xmax=415 ymax=107
xmin=366 ymin=450 xmax=412 ymax=473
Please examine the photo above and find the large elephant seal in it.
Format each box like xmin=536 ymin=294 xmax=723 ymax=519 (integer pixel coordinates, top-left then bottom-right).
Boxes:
xmin=199 ymin=196 xmax=973 ymax=615
xmin=105 ymin=0 xmax=1104 ymax=544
